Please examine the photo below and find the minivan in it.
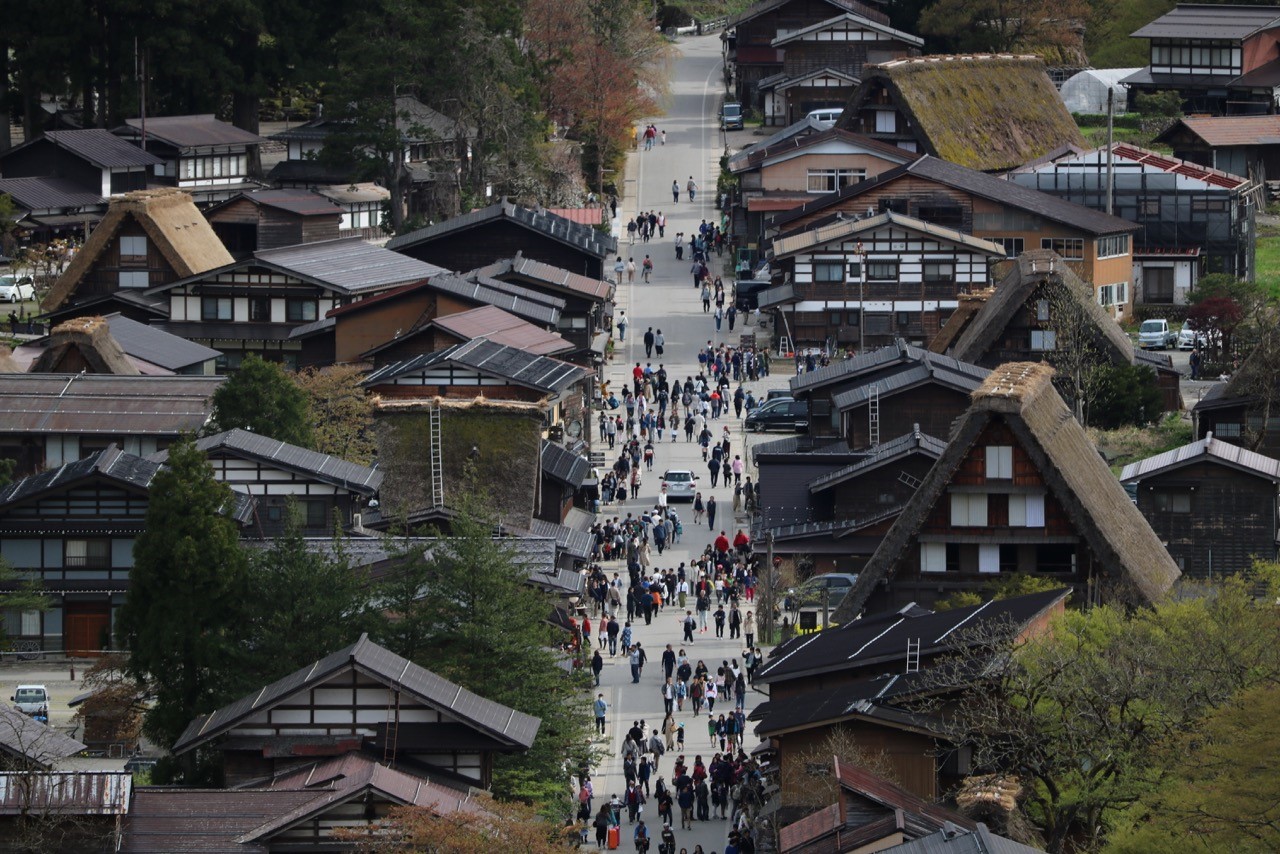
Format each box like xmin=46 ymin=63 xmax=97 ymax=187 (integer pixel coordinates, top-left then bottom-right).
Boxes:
xmin=745 ymin=397 xmax=808 ymax=432
xmin=721 ymin=102 xmax=744 ymax=131
xmin=12 ymin=684 xmax=49 ymax=717
xmin=806 ymin=108 xmax=843 ymax=125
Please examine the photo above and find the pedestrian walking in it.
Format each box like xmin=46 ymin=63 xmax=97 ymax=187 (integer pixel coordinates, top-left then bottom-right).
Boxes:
xmin=672 ymin=179 xmax=680 ymax=204
xmin=614 ymin=256 xmax=626 ymax=285
xmin=627 ymin=257 xmax=636 ymax=283
xmin=594 ymin=693 xmax=608 ymax=735
xmin=686 ymin=176 xmax=697 ymax=201
xmin=642 ymin=255 xmax=653 ymax=282
xmin=707 ymin=495 xmax=718 ymax=529
xmin=616 ymin=310 xmax=628 ymax=340
xmin=654 ymin=329 xmax=664 ymax=356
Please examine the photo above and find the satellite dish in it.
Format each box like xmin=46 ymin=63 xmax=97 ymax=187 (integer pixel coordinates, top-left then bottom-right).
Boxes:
xmin=567 ymin=420 xmax=583 ymax=438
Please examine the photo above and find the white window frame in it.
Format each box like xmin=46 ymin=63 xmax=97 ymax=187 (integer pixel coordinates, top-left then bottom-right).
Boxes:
xmin=1030 ymin=329 xmax=1057 ymax=351
xmin=805 ymin=168 xmax=865 ymax=194
xmin=985 ymin=446 xmax=1013 ymax=480
xmin=950 ymin=493 xmax=988 ymax=527
xmin=1098 ymin=284 xmax=1116 ymax=307
xmin=1009 ymin=493 xmax=1045 ymax=527
xmin=978 ymin=544 xmax=1000 ymax=574
xmin=921 ymin=542 xmax=947 ymax=573
xmin=119 ymin=235 xmax=147 ymax=258
xmin=1097 ymin=234 xmax=1130 ymax=259
xmin=118 ymin=270 xmax=149 ymax=289
xmin=875 ymin=110 xmax=896 ymax=133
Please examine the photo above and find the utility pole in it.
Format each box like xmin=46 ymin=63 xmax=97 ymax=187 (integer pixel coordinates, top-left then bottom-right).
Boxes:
xmin=1106 ymin=87 xmax=1115 ymax=216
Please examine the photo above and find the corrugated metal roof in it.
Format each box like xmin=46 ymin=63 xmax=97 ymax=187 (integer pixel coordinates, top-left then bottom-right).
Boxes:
xmin=541 ymin=439 xmax=591 ymax=487
xmin=35 ymin=129 xmax=163 ymax=168
xmin=0 ymin=707 xmax=87 ymax=768
xmin=1121 ymin=434 xmax=1280 ymax=482
xmin=809 ymin=430 xmax=947 ymax=492
xmin=528 ymin=517 xmax=594 ymax=560
xmin=0 ymin=374 xmax=221 ymax=435
xmin=173 ymin=634 xmax=541 ymax=754
xmin=475 ymin=254 xmax=615 ymax=301
xmin=0 ymin=177 xmax=103 ymax=212
xmin=121 ymin=789 xmax=321 ymax=853
xmin=792 ymin=339 xmax=988 ymax=395
xmin=831 ymin=360 xmax=988 ymax=410
xmin=121 ymin=114 xmax=266 ymax=148
xmin=431 ymin=305 xmax=573 ymax=355
xmin=1162 ymin=114 xmax=1280 ymax=148
xmin=210 ymin=189 xmax=343 ymax=217
xmin=1132 ymin=4 xmax=1280 ymax=40
xmin=148 ymin=428 xmax=382 ymax=495
xmin=363 ymin=337 xmax=588 ymax=394
xmin=102 ymin=313 xmax=220 ymax=371
xmin=0 ymin=771 xmax=131 ymax=815
xmin=1110 ymin=143 xmax=1249 ymax=189
xmin=883 ymin=824 xmax=1045 ymax=853
xmin=387 ymin=199 xmax=616 ymax=258
xmin=253 ymin=237 xmax=448 ymax=295
xmin=771 ymin=210 xmax=1007 ymax=258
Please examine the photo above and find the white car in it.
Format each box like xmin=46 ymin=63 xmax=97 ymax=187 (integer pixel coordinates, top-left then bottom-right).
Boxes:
xmin=1177 ymin=326 xmax=1206 ymax=350
xmin=0 ymin=275 xmax=34 ymax=303
xmin=660 ymin=469 xmax=698 ymax=502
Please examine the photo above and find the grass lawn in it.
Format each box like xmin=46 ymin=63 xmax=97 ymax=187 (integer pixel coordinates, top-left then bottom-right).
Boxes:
xmin=1256 ymin=223 xmax=1280 ymax=300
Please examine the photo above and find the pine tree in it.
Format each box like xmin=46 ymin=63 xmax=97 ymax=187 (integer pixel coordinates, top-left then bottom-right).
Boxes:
xmin=116 ymin=439 xmax=250 ymax=771
xmin=209 ymin=354 xmax=313 ymax=447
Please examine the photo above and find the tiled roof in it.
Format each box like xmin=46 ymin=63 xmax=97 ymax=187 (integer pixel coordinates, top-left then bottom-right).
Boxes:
xmin=208 ymin=189 xmax=343 ymax=217
xmin=728 ymin=125 xmax=915 ymax=173
xmin=149 ymin=428 xmax=383 ymax=495
xmin=475 ymin=253 xmax=615 ymax=301
xmin=120 ymin=114 xmax=266 ymax=148
xmin=20 ymin=129 xmax=163 ymax=168
xmin=101 ymin=312 xmax=219 ymax=371
xmin=0 ymin=374 xmax=221 ymax=435
xmin=429 ymin=305 xmax=573 ymax=355
xmin=541 ymin=440 xmax=591 ymax=487
xmin=0 ymin=446 xmax=160 ymax=507
xmin=0 ymin=706 xmax=87 ymax=768
xmin=249 ymin=237 xmax=449 ymax=295
xmin=808 ymin=429 xmax=946 ymax=492
xmin=528 ymin=517 xmax=594 ymax=561
xmin=791 ymin=338 xmax=988 ymax=395
xmin=363 ymin=337 xmax=588 ymax=394
xmin=1122 ymin=433 xmax=1280 ymax=482
xmin=387 ymin=199 xmax=616 ymax=259
xmin=120 ymin=789 xmax=324 ymax=853
xmin=174 ymin=634 xmax=541 ymax=754
xmin=1132 ymin=4 xmax=1280 ymax=40
xmin=1160 ymin=114 xmax=1280 ymax=148
xmin=0 ymin=177 xmax=103 ymax=212
xmin=771 ymin=210 xmax=1006 ymax=258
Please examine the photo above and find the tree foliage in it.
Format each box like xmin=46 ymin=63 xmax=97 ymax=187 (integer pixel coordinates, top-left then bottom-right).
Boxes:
xmin=210 ymin=354 xmax=313 ymax=447
xmin=341 ymin=797 xmax=576 ymax=853
xmin=1088 ymin=364 xmax=1163 ymax=429
xmin=295 ymin=365 xmax=376 ymax=465
xmin=917 ymin=0 xmax=1089 ymax=56
xmin=116 ymin=439 xmax=250 ymax=770
xmin=934 ymin=574 xmax=1068 ymax=611
xmin=923 ymin=580 xmax=1280 ymax=853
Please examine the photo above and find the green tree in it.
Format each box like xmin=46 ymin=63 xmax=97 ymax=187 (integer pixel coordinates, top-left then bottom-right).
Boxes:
xmin=295 ymin=365 xmax=376 ymax=465
xmin=209 ymin=354 xmax=313 ymax=447
xmin=934 ymin=574 xmax=1068 ymax=611
xmin=0 ymin=559 xmax=50 ymax=648
xmin=1088 ymin=363 xmax=1163 ymax=428
xmin=371 ymin=489 xmax=594 ymax=807
xmin=116 ymin=439 xmax=251 ymax=772
xmin=1105 ymin=682 xmax=1280 ymax=853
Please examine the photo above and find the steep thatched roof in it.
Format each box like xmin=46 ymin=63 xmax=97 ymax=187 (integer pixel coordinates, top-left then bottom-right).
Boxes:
xmin=29 ymin=316 xmax=139 ymax=375
xmin=949 ymin=249 xmax=1134 ymax=366
xmin=44 ymin=188 xmax=234 ymax=311
xmin=929 ymin=289 xmax=992 ymax=354
xmin=0 ymin=346 xmax=19 ymax=374
xmin=842 ymin=55 xmax=1087 ymax=172
xmin=836 ymin=362 xmax=1181 ymax=619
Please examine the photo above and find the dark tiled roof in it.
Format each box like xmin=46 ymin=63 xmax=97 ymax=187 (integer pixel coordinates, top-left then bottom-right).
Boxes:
xmin=174 ymin=634 xmax=541 ymax=754
xmin=30 ymin=129 xmax=163 ymax=168
xmin=102 ymin=313 xmax=219 ymax=371
xmin=0 ymin=446 xmax=161 ymax=507
xmin=1133 ymin=4 xmax=1280 ymax=40
xmin=755 ymin=669 xmax=936 ymax=735
xmin=120 ymin=115 xmax=266 ymax=148
xmin=475 ymin=254 xmax=615 ymax=301
xmin=0 ymin=374 xmax=221 ymax=435
xmin=120 ymin=789 xmax=323 ymax=853
xmin=755 ymin=588 xmax=1069 ymax=685
xmin=0 ymin=177 xmax=103 ymax=212
xmin=808 ymin=430 xmax=947 ymax=492
xmin=768 ymin=155 xmax=1137 ymax=236
xmin=208 ymin=189 xmax=343 ymax=218
xmin=0 ymin=707 xmax=87 ymax=768
xmin=831 ymin=360 xmax=989 ymax=411
xmin=250 ymin=238 xmax=448 ymax=295
xmin=541 ymin=440 xmax=591 ymax=488
xmin=148 ymin=428 xmax=382 ymax=495
xmin=528 ymin=517 xmax=594 ymax=561
xmin=363 ymin=337 xmax=588 ymax=394
xmin=791 ymin=339 xmax=988 ymax=396
xmin=387 ymin=199 xmax=616 ymax=259
xmin=1121 ymin=434 xmax=1280 ymax=482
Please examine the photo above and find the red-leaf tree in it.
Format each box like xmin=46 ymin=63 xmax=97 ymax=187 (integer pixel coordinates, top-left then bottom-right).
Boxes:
xmin=1187 ymin=295 xmax=1244 ymax=361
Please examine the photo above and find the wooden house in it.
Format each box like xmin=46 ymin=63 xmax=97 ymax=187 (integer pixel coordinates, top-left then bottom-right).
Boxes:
xmin=1122 ymin=434 xmax=1280 ymax=578
xmin=935 ymin=249 xmax=1183 ymax=411
xmin=171 ymin=633 xmax=540 ymax=787
xmin=473 ymin=252 xmax=615 ymax=357
xmin=754 ymin=589 xmax=1070 ymax=799
xmin=0 ymin=177 xmax=106 ymax=240
xmin=1007 ymin=144 xmax=1257 ymax=293
xmin=0 ymin=707 xmax=89 ymax=770
xmin=724 ymin=0 xmax=911 ymax=114
xmin=1192 ymin=342 xmax=1280 ymax=456
xmin=728 ymin=122 xmax=916 ymax=244
xmin=0 ymin=374 xmax=222 ymax=476
xmin=41 ymin=188 xmax=235 ymax=319
xmin=766 ymin=156 xmax=1139 ymax=312
xmin=540 ymin=439 xmax=591 ymax=524
xmin=0 ymin=129 xmax=162 ymax=199
xmin=321 ymin=272 xmax=563 ymax=367
xmin=755 ymin=428 xmax=946 ymax=576
xmin=834 ymin=363 xmax=1181 ymax=617
xmin=387 ymin=199 xmax=617 ymax=281
xmin=0 ymin=770 xmax=128 ymax=851
xmin=788 ymin=340 xmax=990 ymax=445
xmin=1123 ymin=4 xmax=1280 ymax=116
xmin=765 ymin=210 xmax=1006 ymax=350
xmin=122 ymin=755 xmax=482 ymax=853
xmin=147 ymin=428 xmax=382 ymax=538
xmin=148 ymin=237 xmax=447 ymax=371
xmin=1156 ymin=115 xmax=1280 ymax=185
xmin=315 ymin=182 xmax=390 ymax=240
xmin=778 ymin=759 xmax=978 ymax=853
xmin=361 ymin=304 xmax=573 ymax=368
xmin=203 ymin=189 xmax=343 ymax=257
xmin=0 ymin=446 xmax=254 ymax=654
xmin=12 ymin=312 xmax=219 ymax=376
xmin=837 ymin=55 xmax=1087 ymax=171
xmin=112 ymin=114 xmax=266 ymax=205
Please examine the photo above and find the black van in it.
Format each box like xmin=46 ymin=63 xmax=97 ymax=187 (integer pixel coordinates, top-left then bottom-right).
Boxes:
xmin=744 ymin=397 xmax=808 ymax=432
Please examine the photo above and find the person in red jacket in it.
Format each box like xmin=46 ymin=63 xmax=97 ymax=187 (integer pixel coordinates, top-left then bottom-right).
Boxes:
xmin=732 ymin=529 xmax=750 ymax=554
xmin=714 ymin=531 xmax=730 ymax=565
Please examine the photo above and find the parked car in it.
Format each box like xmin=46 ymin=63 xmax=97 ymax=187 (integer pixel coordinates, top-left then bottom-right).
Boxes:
xmin=720 ymin=102 xmax=744 ymax=131
xmin=11 ymin=684 xmax=49 ymax=717
xmin=1138 ymin=318 xmax=1176 ymax=350
xmin=0 ymin=274 xmax=34 ymax=303
xmin=1177 ymin=325 xmax=1207 ymax=350
xmin=660 ymin=469 xmax=698 ymax=502
xmin=787 ymin=572 xmax=860 ymax=608
xmin=745 ymin=397 xmax=808 ymax=432
xmin=806 ymin=108 xmax=843 ymax=125
xmin=734 ymin=279 xmax=770 ymax=311
xmin=765 ymin=388 xmax=792 ymax=401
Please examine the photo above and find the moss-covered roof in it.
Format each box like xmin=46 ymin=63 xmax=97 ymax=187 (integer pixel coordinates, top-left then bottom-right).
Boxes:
xmin=847 ymin=54 xmax=1087 ymax=173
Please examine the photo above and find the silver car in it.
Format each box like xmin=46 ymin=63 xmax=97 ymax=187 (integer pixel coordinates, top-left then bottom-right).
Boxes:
xmin=661 ymin=469 xmax=698 ymax=502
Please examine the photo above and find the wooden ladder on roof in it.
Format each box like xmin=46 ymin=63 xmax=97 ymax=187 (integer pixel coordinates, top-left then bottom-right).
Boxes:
xmin=430 ymin=403 xmax=444 ymax=508
xmin=868 ymin=384 xmax=880 ymax=449
xmin=906 ymin=639 xmax=920 ymax=674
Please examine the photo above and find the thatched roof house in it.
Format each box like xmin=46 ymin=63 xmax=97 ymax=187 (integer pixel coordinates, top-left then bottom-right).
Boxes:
xmin=43 ymin=188 xmax=234 ymax=312
xmin=835 ymin=362 xmax=1181 ymax=618
xmin=839 ymin=55 xmax=1087 ymax=172
xmin=29 ymin=316 xmax=139 ymax=375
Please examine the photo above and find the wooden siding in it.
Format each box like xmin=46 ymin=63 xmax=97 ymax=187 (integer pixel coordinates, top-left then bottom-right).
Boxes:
xmin=76 ymin=220 xmax=181 ymax=300
xmin=777 ymin=723 xmax=939 ymax=803
xmin=334 ymin=292 xmax=438 ymax=364
xmin=205 ymin=453 xmax=358 ymax=537
xmin=1134 ymin=460 xmax=1278 ymax=579
xmin=842 ymin=385 xmax=971 ymax=450
xmin=397 ymin=221 xmax=605 ymax=280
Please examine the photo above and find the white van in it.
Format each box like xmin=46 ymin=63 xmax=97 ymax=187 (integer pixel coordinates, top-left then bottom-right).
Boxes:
xmin=807 ymin=108 xmax=843 ymax=126
xmin=12 ymin=684 xmax=49 ymax=717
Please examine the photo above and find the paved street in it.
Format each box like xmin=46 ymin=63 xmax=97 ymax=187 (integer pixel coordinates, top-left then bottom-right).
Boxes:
xmin=585 ymin=34 xmax=782 ymax=854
